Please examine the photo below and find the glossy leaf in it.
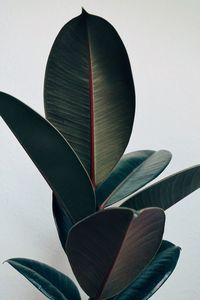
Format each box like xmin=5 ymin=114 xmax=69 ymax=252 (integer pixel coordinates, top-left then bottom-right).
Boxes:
xmin=109 ymin=240 xmax=180 ymax=300
xmin=95 ymin=150 xmax=154 ymax=207
xmin=102 ymin=150 xmax=172 ymax=207
xmin=66 ymin=207 xmax=165 ymax=299
xmin=44 ymin=9 xmax=135 ymax=186
xmin=6 ymin=258 xmax=81 ymax=300
xmin=52 ymin=193 xmax=73 ymax=248
xmin=122 ymin=165 xmax=200 ymax=211
xmin=0 ymin=92 xmax=95 ymax=222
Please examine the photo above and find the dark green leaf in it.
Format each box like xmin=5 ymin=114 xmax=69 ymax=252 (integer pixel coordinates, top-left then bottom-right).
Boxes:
xmin=122 ymin=165 xmax=200 ymax=211
xmin=95 ymin=150 xmax=154 ymax=207
xmin=103 ymin=150 xmax=172 ymax=207
xmin=44 ymin=9 xmax=135 ymax=186
xmin=109 ymin=240 xmax=180 ymax=300
xmin=0 ymin=92 xmax=95 ymax=222
xmin=6 ymin=258 xmax=81 ymax=300
xmin=66 ymin=207 xmax=165 ymax=299
xmin=52 ymin=193 xmax=73 ymax=248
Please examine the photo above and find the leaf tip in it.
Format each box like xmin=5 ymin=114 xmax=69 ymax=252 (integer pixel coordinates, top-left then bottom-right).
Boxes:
xmin=81 ymin=7 xmax=88 ymax=15
xmin=3 ymin=259 xmax=11 ymax=265
xmin=159 ymin=149 xmax=172 ymax=160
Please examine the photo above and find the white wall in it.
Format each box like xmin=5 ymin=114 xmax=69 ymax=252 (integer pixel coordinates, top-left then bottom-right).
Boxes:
xmin=0 ymin=1 xmax=200 ymax=299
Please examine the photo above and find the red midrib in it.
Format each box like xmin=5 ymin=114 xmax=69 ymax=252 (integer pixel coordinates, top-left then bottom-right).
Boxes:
xmin=87 ymin=22 xmax=95 ymax=187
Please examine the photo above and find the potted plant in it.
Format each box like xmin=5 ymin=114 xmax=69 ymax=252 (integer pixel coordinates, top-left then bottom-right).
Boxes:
xmin=1 ymin=9 xmax=199 ymax=300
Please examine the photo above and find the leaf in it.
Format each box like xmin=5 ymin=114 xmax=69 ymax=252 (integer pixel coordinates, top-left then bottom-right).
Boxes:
xmin=66 ymin=207 xmax=165 ymax=299
xmin=0 ymin=92 xmax=95 ymax=222
xmin=102 ymin=150 xmax=172 ymax=207
xmin=109 ymin=240 xmax=181 ymax=300
xmin=95 ymin=150 xmax=155 ymax=207
xmin=44 ymin=9 xmax=135 ymax=186
xmin=52 ymin=193 xmax=73 ymax=248
xmin=121 ymin=165 xmax=200 ymax=211
xmin=6 ymin=258 xmax=81 ymax=300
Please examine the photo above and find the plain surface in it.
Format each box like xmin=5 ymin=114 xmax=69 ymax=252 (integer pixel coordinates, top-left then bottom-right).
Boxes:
xmin=0 ymin=1 xmax=200 ymax=299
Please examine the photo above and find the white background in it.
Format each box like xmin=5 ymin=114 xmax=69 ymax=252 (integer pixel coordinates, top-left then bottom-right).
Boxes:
xmin=0 ymin=1 xmax=200 ymax=299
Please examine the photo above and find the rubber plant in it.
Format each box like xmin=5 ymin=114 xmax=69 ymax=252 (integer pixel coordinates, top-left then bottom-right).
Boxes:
xmin=1 ymin=9 xmax=200 ymax=300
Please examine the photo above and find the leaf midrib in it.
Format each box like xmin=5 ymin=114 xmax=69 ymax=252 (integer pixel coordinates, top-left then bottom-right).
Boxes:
xmin=85 ymin=13 xmax=96 ymax=187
